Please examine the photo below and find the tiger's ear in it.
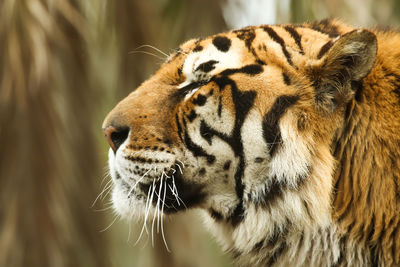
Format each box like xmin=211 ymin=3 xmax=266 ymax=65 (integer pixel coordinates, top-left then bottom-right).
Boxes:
xmin=309 ymin=29 xmax=377 ymax=111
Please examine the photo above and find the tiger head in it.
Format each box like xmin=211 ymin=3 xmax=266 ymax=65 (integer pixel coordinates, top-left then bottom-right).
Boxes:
xmin=103 ymin=21 xmax=377 ymax=254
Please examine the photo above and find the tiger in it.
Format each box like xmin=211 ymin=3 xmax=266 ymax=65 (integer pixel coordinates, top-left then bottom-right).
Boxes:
xmin=102 ymin=19 xmax=400 ymax=266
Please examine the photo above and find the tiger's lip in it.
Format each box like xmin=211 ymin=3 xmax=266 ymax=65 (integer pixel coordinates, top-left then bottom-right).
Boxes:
xmin=113 ymin=160 xmax=183 ymax=192
xmin=136 ymin=163 xmax=184 ymax=191
xmin=138 ymin=165 xmax=207 ymax=214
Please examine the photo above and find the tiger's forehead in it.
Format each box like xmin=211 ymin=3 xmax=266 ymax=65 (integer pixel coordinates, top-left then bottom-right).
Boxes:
xmin=179 ymin=35 xmax=244 ymax=87
xmin=171 ymin=25 xmax=334 ymax=86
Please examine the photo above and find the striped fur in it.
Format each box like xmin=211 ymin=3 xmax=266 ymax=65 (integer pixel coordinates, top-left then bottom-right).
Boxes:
xmin=103 ymin=19 xmax=400 ymax=266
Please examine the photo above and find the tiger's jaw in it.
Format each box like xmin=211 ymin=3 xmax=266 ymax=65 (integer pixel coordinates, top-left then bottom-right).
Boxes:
xmin=107 ymin=139 xmax=209 ymax=220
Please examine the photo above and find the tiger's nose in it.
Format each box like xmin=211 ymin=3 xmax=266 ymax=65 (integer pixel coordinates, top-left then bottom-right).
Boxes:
xmin=103 ymin=126 xmax=130 ymax=153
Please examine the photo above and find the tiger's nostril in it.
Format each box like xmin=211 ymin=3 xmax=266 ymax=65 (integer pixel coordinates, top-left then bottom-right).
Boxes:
xmin=103 ymin=126 xmax=130 ymax=153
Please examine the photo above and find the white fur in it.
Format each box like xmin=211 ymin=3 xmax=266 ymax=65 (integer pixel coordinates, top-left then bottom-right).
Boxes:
xmin=267 ymin=114 xmax=311 ymax=186
xmin=180 ymin=44 xmax=242 ymax=86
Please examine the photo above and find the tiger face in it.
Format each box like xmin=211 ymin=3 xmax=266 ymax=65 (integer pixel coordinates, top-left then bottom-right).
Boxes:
xmin=103 ymin=20 xmax=380 ymax=264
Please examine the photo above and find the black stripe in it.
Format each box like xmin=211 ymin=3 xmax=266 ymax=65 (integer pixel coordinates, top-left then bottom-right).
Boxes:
xmin=235 ymin=28 xmax=266 ymax=65
xmin=217 ymin=96 xmax=222 ymax=117
xmin=183 ymin=129 xmax=215 ymax=164
xmin=317 ymin=40 xmax=333 ymax=59
xmin=195 ymin=60 xmax=219 ymax=73
xmin=192 ymin=38 xmax=204 ymax=52
xmin=366 ymin=216 xmax=376 ymax=242
xmin=248 ymin=170 xmax=308 ymax=208
xmin=219 ymin=64 xmax=263 ymax=77
xmin=187 ymin=110 xmax=197 ymax=122
xmin=283 ymin=25 xmax=304 ymax=55
xmin=172 ymin=81 xmax=207 ymax=101
xmin=352 ymin=80 xmax=364 ymax=102
xmin=282 ymin=72 xmax=291 ymax=85
xmin=223 ymin=160 xmax=231 ymax=170
xmin=231 ymin=201 xmax=245 ymax=226
xmin=247 ymin=169 xmax=310 ymax=216
xmin=231 ymin=249 xmax=242 ymax=260
xmin=193 ymin=45 xmax=203 ymax=52
xmin=175 ymin=114 xmax=184 ymax=142
xmin=235 ymin=28 xmax=255 ymax=50
xmin=198 ymin=96 xmax=255 ymax=156
xmin=268 ymin=223 xmax=290 ymax=245
xmin=212 ymin=36 xmax=231 ymax=52
xmin=250 ymin=223 xmax=291 ymax=261
xmin=199 ymin=120 xmax=215 ymax=145
xmin=253 ymin=240 xmax=264 ymax=252
xmin=309 ymin=19 xmax=340 ymax=38
xmin=209 ymin=208 xmax=223 ymax=221
xmin=263 ymin=26 xmax=293 ymax=66
xmin=262 ymin=177 xmax=285 ymax=205
xmin=262 ymin=95 xmax=299 ymax=156
xmin=124 ymin=155 xmax=168 ymax=164
xmin=332 ymin=238 xmax=345 ymax=267
xmin=234 ymin=28 xmax=267 ymax=65
xmin=383 ymin=69 xmax=400 ymax=105
xmin=192 ymin=94 xmax=207 ymax=106
xmin=265 ymin=241 xmax=287 ymax=266
xmin=303 ymin=199 xmax=313 ymax=219
xmin=394 ymin=87 xmax=400 ymax=105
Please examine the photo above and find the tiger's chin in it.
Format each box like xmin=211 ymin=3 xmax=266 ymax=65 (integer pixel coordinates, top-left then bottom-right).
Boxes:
xmin=110 ymin=173 xmax=176 ymax=221
xmin=108 ymin=168 xmax=152 ymax=220
xmin=111 ymin=183 xmax=148 ymax=220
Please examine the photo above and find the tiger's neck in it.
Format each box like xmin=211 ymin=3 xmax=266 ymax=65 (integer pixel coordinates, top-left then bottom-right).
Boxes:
xmin=203 ymin=152 xmax=354 ymax=266
xmin=203 ymin=151 xmax=375 ymax=266
xmin=332 ymin=32 xmax=400 ymax=266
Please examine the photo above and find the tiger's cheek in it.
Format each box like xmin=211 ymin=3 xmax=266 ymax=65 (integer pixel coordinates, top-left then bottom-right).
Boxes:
xmin=179 ymin=88 xmax=237 ymax=165
xmin=241 ymin=109 xmax=270 ymax=188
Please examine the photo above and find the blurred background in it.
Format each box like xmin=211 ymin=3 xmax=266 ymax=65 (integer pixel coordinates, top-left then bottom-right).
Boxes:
xmin=0 ymin=0 xmax=399 ymax=266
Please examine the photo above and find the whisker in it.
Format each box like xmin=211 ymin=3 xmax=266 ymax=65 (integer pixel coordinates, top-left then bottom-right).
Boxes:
xmin=153 ymin=189 xmax=172 ymax=208
xmin=91 ymin=179 xmax=113 ymax=208
xmin=127 ymin=214 xmax=133 ymax=243
xmin=93 ymin=205 xmax=114 ymax=212
xmin=177 ymin=159 xmax=185 ymax=168
xmin=127 ymin=167 xmax=152 ymax=196
xmin=134 ymin=44 xmax=169 ymax=58
xmin=172 ymin=175 xmax=187 ymax=209
xmin=171 ymin=175 xmax=179 ymax=204
xmin=173 ymin=48 xmax=189 ymax=56
xmin=152 ymin=176 xmax=163 ymax=247
xmin=157 ymin=174 xmax=164 ymax=233
xmin=175 ymin=194 xmax=187 ymax=209
xmin=168 ymin=184 xmax=180 ymax=206
xmin=147 ymin=180 xmax=156 ymax=226
xmin=163 ymin=170 xmax=171 ymax=179
xmin=175 ymin=163 xmax=183 ymax=174
xmin=100 ymin=168 xmax=111 ymax=186
xmin=99 ymin=215 xmax=119 ymax=232
xmin=128 ymin=50 xmax=165 ymax=60
xmin=161 ymin=178 xmax=170 ymax=252
xmin=100 ymin=182 xmax=114 ymax=201
xmin=134 ymin=185 xmax=152 ymax=246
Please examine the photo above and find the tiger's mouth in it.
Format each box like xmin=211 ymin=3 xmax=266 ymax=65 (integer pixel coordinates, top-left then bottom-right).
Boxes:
xmin=137 ymin=167 xmax=205 ymax=213
xmin=109 ymin=147 xmax=206 ymax=218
